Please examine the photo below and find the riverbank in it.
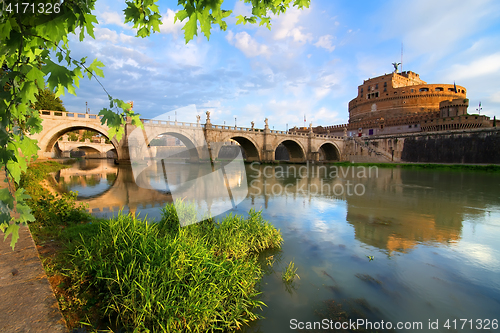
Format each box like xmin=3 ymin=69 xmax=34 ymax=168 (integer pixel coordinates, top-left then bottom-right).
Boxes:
xmin=19 ymin=161 xmax=286 ymax=331
xmin=330 ymin=161 xmax=500 ymax=172
xmin=252 ymin=160 xmax=500 ymax=172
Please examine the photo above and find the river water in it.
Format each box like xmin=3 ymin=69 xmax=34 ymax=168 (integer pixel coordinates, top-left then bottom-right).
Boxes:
xmin=49 ymin=159 xmax=500 ymax=332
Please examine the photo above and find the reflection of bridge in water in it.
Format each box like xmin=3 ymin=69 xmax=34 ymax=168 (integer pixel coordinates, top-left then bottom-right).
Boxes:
xmin=47 ymin=160 xmax=246 ymax=214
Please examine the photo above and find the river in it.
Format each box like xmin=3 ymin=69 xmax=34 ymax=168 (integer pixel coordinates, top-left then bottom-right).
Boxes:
xmin=49 ymin=159 xmax=500 ymax=332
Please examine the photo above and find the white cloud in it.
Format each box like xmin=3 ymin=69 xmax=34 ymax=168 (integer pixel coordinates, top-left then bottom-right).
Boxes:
xmin=95 ymin=27 xmax=118 ymax=43
xmin=379 ymin=0 xmax=499 ymax=62
xmin=99 ymin=11 xmax=132 ymax=30
xmin=272 ymin=7 xmax=313 ymax=44
xmin=94 ymin=28 xmax=135 ymax=45
xmin=311 ymin=107 xmax=341 ymax=126
xmin=233 ymin=1 xmax=252 ymax=19
xmin=490 ymin=91 xmax=500 ymax=103
xmin=167 ymin=42 xmax=206 ymax=67
xmin=445 ymin=52 xmax=500 ymax=81
xmin=226 ymin=31 xmax=270 ymax=58
xmin=314 ymin=35 xmax=336 ymax=52
xmin=160 ymin=9 xmax=183 ymax=37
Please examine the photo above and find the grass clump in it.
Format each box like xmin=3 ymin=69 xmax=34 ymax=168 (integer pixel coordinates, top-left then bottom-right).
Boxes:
xmin=282 ymin=261 xmax=299 ymax=283
xmin=68 ymin=200 xmax=283 ymax=332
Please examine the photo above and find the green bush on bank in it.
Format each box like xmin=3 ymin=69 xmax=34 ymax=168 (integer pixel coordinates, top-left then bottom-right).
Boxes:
xmin=69 ymin=201 xmax=283 ymax=332
xmin=19 ymin=162 xmax=89 ymax=233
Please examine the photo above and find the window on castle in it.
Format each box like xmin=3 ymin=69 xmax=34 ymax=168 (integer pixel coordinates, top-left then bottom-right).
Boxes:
xmin=384 ymin=82 xmax=387 ymax=87
xmin=435 ymin=87 xmax=444 ymax=92
xmin=419 ymin=88 xmax=429 ymax=92
xmin=384 ymin=88 xmax=387 ymax=92
xmin=448 ymin=88 xmax=455 ymax=92
xmin=375 ymin=84 xmax=378 ymax=89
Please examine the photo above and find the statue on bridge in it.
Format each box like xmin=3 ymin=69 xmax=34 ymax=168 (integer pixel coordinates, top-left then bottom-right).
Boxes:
xmin=205 ymin=110 xmax=211 ymax=124
xmin=196 ymin=114 xmax=201 ymax=124
xmin=251 ymin=121 xmax=254 ymax=130
xmin=264 ymin=118 xmax=268 ymax=128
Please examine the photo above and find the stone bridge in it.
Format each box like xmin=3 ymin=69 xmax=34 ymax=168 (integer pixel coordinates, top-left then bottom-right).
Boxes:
xmin=56 ymin=135 xmax=115 ymax=158
xmin=32 ymin=110 xmax=346 ymax=163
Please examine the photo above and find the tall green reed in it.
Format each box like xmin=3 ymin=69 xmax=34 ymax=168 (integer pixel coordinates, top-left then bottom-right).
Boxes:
xmin=70 ymin=201 xmax=283 ymax=332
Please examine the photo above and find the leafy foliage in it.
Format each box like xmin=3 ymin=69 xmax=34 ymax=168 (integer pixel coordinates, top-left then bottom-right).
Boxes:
xmin=32 ymin=87 xmax=67 ymax=112
xmin=1 ymin=0 xmax=311 ymax=248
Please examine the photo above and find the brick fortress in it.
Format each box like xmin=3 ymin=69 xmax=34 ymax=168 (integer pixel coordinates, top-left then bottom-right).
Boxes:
xmin=291 ymin=67 xmax=493 ymax=137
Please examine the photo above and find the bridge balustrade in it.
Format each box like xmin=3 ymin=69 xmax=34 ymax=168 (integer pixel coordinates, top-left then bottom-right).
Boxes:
xmin=40 ymin=110 xmax=103 ymax=119
xmin=141 ymin=119 xmax=201 ymax=127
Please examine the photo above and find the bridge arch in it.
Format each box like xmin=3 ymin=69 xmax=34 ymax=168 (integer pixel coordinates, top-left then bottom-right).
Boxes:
xmin=37 ymin=123 xmax=121 ymax=159
xmin=318 ymin=142 xmax=341 ymax=162
xmin=223 ymin=135 xmax=261 ymax=162
xmin=274 ymin=139 xmax=306 ymax=163
xmin=146 ymin=131 xmax=200 ymax=162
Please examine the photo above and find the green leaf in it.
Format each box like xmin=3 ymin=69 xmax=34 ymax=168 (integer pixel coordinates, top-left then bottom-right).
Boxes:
xmin=182 ymin=12 xmax=198 ymax=43
xmin=87 ymin=59 xmax=105 ymax=79
xmin=3 ymin=223 xmax=20 ymax=250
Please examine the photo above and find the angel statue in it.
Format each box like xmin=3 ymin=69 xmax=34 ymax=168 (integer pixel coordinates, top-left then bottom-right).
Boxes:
xmin=392 ymin=62 xmax=401 ymax=73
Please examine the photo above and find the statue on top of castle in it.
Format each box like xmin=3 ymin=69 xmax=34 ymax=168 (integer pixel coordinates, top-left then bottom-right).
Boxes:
xmin=392 ymin=62 xmax=401 ymax=73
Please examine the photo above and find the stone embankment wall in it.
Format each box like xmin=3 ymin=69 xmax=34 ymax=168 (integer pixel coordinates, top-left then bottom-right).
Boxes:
xmin=353 ymin=128 xmax=500 ymax=164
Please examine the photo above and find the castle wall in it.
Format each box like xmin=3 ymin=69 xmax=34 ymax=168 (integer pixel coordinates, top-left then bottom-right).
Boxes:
xmin=354 ymin=128 xmax=500 ymax=164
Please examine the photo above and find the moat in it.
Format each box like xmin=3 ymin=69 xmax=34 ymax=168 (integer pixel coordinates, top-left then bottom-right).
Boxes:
xmin=48 ymin=159 xmax=500 ymax=332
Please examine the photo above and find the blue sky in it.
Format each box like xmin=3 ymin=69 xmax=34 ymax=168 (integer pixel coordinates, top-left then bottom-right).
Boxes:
xmin=61 ymin=0 xmax=500 ymax=130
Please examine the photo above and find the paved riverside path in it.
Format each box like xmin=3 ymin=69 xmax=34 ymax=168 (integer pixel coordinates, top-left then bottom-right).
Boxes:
xmin=0 ymin=226 xmax=67 ymax=332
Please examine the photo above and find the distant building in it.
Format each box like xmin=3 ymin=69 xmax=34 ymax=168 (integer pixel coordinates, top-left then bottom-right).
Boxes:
xmin=292 ymin=69 xmax=492 ymax=137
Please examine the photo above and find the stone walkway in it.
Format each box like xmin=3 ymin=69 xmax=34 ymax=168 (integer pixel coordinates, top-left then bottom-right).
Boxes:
xmin=0 ymin=226 xmax=67 ymax=332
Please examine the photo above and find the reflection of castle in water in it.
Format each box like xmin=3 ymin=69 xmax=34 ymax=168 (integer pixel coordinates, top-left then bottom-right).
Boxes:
xmin=343 ymin=168 xmax=497 ymax=254
xmin=244 ymin=164 xmax=496 ymax=254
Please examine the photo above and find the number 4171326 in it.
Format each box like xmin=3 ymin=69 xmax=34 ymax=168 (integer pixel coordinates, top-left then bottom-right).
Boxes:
xmin=2 ymin=2 xmax=61 ymax=14
xmin=443 ymin=319 xmax=498 ymax=330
